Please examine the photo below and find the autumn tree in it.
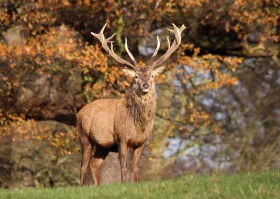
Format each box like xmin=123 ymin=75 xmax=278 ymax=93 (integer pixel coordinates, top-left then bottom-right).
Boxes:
xmin=0 ymin=0 xmax=279 ymax=187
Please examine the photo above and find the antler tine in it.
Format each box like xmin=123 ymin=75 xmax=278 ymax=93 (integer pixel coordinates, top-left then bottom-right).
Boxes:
xmin=125 ymin=38 xmax=139 ymax=67
xmin=151 ymin=35 xmax=161 ymax=60
xmin=166 ymin=36 xmax=170 ymax=49
xmin=150 ymin=24 xmax=186 ymax=69
xmin=91 ymin=23 xmax=137 ymax=70
xmin=108 ymin=42 xmax=136 ymax=69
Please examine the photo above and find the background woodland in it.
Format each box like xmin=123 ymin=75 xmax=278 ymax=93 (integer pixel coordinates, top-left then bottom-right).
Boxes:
xmin=0 ymin=0 xmax=279 ymax=188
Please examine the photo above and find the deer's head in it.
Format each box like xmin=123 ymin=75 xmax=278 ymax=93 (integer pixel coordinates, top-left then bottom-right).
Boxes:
xmin=91 ymin=23 xmax=185 ymax=95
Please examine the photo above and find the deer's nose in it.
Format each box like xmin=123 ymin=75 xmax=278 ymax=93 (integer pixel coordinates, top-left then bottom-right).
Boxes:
xmin=143 ymin=83 xmax=150 ymax=89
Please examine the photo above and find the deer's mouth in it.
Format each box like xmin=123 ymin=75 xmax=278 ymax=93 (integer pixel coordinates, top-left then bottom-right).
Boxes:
xmin=142 ymin=88 xmax=150 ymax=93
xmin=136 ymin=87 xmax=150 ymax=96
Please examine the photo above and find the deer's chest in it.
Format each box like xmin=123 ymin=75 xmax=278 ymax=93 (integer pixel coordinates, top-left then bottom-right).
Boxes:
xmin=115 ymin=118 xmax=153 ymax=148
xmin=114 ymin=99 xmax=155 ymax=148
xmin=127 ymin=132 xmax=148 ymax=148
xmin=127 ymin=120 xmax=154 ymax=148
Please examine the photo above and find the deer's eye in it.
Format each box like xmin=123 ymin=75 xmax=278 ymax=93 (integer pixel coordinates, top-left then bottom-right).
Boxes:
xmin=151 ymin=75 xmax=154 ymax=78
xmin=135 ymin=75 xmax=138 ymax=79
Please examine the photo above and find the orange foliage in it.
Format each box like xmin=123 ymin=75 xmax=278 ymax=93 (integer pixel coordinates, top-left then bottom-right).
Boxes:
xmin=0 ymin=0 xmax=279 ymax=152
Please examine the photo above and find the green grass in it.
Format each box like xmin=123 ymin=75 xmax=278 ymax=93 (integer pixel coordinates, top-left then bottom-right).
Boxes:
xmin=0 ymin=171 xmax=279 ymax=199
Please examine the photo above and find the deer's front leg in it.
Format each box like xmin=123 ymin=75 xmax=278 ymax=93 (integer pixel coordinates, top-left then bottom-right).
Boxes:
xmin=118 ymin=143 xmax=128 ymax=182
xmin=132 ymin=144 xmax=145 ymax=182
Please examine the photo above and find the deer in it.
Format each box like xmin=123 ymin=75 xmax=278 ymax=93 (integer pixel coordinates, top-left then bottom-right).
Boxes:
xmin=77 ymin=23 xmax=185 ymax=186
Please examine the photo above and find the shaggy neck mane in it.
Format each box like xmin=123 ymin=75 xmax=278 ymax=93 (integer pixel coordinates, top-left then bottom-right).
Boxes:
xmin=126 ymin=87 xmax=156 ymax=132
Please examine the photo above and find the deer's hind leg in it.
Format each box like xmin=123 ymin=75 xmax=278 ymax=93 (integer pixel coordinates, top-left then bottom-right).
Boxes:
xmin=79 ymin=134 xmax=93 ymax=186
xmin=90 ymin=146 xmax=109 ymax=186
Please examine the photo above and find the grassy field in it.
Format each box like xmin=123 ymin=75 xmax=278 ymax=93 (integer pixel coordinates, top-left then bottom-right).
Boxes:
xmin=0 ymin=170 xmax=279 ymax=199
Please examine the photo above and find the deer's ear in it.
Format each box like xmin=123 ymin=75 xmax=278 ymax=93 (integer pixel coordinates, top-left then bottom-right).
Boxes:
xmin=121 ymin=68 xmax=136 ymax=78
xmin=153 ymin=65 xmax=166 ymax=76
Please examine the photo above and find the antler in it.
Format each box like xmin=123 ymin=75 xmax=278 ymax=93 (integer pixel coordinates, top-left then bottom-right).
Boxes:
xmin=150 ymin=24 xmax=186 ymax=69
xmin=91 ymin=23 xmax=138 ymax=70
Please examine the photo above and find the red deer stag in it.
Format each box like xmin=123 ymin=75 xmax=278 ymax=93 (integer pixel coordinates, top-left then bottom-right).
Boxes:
xmin=77 ymin=23 xmax=185 ymax=186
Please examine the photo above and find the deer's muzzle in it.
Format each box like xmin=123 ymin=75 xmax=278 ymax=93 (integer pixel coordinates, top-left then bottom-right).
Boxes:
xmin=141 ymin=83 xmax=150 ymax=92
